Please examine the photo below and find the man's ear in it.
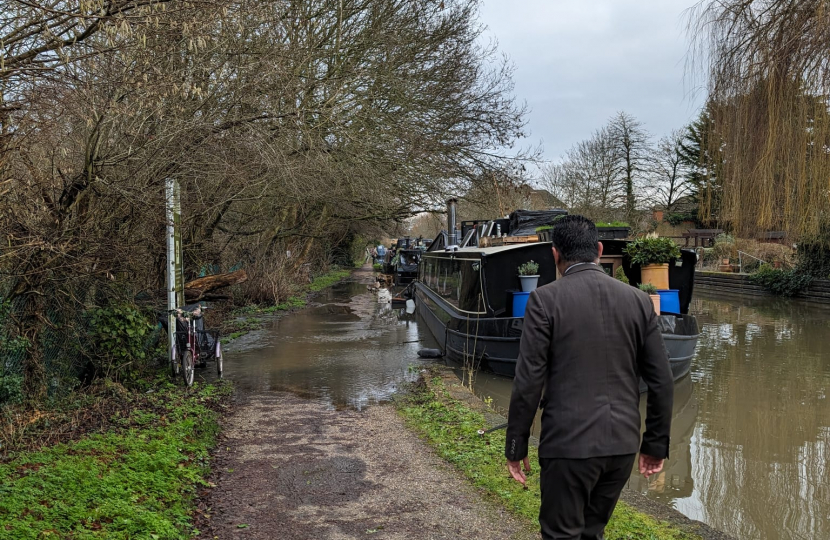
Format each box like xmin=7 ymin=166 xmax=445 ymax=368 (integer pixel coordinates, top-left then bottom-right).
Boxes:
xmin=597 ymin=242 xmax=604 ymax=259
xmin=552 ymin=246 xmax=561 ymax=265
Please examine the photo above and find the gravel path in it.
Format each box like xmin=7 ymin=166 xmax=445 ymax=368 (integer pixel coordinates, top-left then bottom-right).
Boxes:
xmin=194 ymin=392 xmax=537 ymax=540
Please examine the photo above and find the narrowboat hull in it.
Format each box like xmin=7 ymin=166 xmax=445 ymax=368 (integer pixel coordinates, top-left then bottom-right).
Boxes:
xmin=414 ymin=282 xmax=698 ymax=393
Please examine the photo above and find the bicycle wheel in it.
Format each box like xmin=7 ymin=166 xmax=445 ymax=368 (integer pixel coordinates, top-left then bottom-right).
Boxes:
xmin=170 ymin=345 xmax=179 ymax=378
xmin=181 ymin=350 xmax=195 ymax=387
xmin=215 ymin=342 xmax=223 ymax=378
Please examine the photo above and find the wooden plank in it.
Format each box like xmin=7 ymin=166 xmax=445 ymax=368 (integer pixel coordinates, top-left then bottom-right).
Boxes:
xmin=503 ymin=235 xmax=539 ymax=244
xmin=480 ymin=235 xmax=540 ymax=247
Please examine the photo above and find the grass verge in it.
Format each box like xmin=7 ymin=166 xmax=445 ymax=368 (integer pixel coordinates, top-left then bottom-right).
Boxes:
xmin=0 ymin=378 xmax=231 ymax=539
xmin=221 ymin=267 xmax=353 ymax=344
xmin=396 ymin=374 xmax=700 ymax=540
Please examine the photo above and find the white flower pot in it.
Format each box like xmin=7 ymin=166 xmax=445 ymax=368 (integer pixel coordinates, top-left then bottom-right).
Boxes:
xmin=519 ymin=275 xmax=539 ymax=292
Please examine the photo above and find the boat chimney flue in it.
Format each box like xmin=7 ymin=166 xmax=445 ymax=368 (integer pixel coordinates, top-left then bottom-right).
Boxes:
xmin=446 ymin=198 xmax=459 ymax=251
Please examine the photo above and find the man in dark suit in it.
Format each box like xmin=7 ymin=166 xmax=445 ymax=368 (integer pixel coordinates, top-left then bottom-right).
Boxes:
xmin=505 ymin=215 xmax=674 ymax=540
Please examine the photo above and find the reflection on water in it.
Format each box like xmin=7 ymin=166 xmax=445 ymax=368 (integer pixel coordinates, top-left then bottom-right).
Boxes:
xmin=681 ymin=294 xmax=830 ymax=540
xmin=458 ymin=294 xmax=830 ymax=540
xmin=224 ymin=281 xmax=432 ymax=410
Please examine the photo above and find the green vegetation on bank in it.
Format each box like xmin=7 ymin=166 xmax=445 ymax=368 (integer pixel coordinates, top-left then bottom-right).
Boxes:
xmin=222 ymin=267 xmax=353 ymax=344
xmin=397 ymin=375 xmax=699 ymax=540
xmin=0 ymin=379 xmax=230 ymax=539
xmin=308 ymin=269 xmax=352 ymax=292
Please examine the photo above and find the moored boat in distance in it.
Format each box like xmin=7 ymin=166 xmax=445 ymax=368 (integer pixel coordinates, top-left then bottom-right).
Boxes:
xmin=412 ymin=202 xmax=699 ymax=393
xmin=382 ymin=236 xmax=426 ymax=286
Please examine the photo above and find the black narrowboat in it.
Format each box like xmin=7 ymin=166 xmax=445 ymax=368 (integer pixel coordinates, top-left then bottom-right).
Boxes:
xmin=413 ymin=234 xmax=700 ymax=392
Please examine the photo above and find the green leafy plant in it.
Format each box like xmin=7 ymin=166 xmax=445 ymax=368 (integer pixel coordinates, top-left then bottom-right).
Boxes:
xmin=535 ymin=225 xmax=552 ymax=232
xmin=0 ymin=372 xmax=24 ymax=406
xmin=749 ymin=265 xmax=813 ymax=296
xmin=87 ymin=303 xmax=153 ymax=377
xmin=517 ymin=260 xmax=540 ymax=276
xmin=372 ymin=263 xmax=383 ymax=272
xmin=0 ymin=382 xmax=227 ymax=539
xmin=638 ymin=283 xmax=658 ymax=295
xmin=624 ymin=237 xmax=682 ymax=265
xmin=614 ymin=266 xmax=630 ymax=285
xmin=0 ymin=300 xmax=28 ymax=405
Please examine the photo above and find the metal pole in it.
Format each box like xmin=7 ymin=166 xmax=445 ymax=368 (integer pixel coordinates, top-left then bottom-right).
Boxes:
xmin=446 ymin=198 xmax=458 ymax=248
xmin=165 ymin=178 xmax=183 ymax=365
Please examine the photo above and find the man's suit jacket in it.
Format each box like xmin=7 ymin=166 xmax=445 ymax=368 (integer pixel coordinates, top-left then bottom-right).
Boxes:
xmin=505 ymin=264 xmax=673 ymax=462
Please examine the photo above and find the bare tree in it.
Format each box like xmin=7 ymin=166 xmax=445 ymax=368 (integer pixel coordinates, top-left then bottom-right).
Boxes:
xmin=651 ymin=130 xmax=693 ymax=213
xmin=607 ymin=111 xmax=651 ymax=222
xmin=0 ymin=0 xmax=532 ymax=398
xmin=541 ymin=127 xmax=621 ymax=220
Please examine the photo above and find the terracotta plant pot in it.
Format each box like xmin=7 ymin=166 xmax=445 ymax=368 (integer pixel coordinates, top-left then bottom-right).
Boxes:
xmin=640 ymin=263 xmax=670 ymax=290
xmin=649 ymin=294 xmax=661 ymax=315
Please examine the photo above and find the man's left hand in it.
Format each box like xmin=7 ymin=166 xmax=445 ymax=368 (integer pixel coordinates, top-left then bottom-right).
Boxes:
xmin=507 ymin=457 xmax=531 ymax=485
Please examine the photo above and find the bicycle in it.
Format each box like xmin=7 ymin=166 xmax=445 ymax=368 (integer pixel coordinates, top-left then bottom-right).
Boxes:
xmin=169 ymin=305 xmax=223 ymax=387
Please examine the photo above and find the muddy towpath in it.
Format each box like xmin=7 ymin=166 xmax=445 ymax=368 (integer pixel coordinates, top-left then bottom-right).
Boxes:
xmin=194 ymin=267 xmax=535 ymax=540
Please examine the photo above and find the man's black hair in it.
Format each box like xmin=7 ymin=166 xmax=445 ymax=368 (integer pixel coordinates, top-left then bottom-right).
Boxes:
xmin=551 ymin=215 xmax=599 ymax=263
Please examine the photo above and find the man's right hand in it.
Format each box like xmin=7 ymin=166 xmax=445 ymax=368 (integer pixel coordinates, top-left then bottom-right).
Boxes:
xmin=639 ymin=454 xmax=664 ymax=478
xmin=507 ymin=457 xmax=531 ymax=485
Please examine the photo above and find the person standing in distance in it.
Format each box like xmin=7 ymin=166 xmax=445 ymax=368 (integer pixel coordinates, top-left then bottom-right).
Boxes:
xmin=505 ymin=215 xmax=674 ymax=540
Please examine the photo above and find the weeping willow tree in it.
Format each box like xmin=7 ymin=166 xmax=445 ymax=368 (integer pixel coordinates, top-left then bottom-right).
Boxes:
xmin=690 ymin=0 xmax=830 ymax=237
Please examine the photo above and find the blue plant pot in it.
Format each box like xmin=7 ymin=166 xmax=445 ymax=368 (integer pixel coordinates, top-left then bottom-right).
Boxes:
xmin=512 ymin=291 xmax=531 ymax=317
xmin=656 ymin=289 xmax=681 ymax=314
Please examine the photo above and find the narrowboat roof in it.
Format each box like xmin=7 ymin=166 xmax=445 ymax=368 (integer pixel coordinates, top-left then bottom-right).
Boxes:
xmin=422 ymin=243 xmax=550 ymax=257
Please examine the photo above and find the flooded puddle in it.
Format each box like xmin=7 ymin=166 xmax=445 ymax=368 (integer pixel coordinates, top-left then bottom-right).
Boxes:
xmin=222 ymin=280 xmax=436 ymax=410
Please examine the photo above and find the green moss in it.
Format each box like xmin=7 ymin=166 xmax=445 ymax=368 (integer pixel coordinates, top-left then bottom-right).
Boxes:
xmin=0 ymin=382 xmax=230 ymax=539
xmin=397 ymin=377 xmax=699 ymax=540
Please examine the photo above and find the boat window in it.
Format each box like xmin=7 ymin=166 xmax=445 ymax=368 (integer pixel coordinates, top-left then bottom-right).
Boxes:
xmin=421 ymin=257 xmax=485 ymax=313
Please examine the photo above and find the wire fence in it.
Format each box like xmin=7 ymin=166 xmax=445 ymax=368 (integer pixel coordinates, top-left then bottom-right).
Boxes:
xmin=0 ymin=279 xmax=163 ymax=406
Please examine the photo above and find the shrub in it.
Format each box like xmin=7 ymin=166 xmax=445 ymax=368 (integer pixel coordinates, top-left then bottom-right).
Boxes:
xmin=517 ymin=260 xmax=539 ymax=276
xmin=665 ymin=212 xmax=698 ymax=226
xmin=0 ymin=300 xmax=28 ymax=406
xmin=796 ymin=225 xmax=830 ymax=278
xmin=638 ymin=283 xmax=658 ymax=295
xmin=749 ymin=265 xmax=813 ymax=296
xmin=614 ymin=266 xmax=629 ymax=285
xmin=623 ymin=237 xmax=681 ymax=265
xmin=87 ymin=304 xmax=154 ymax=378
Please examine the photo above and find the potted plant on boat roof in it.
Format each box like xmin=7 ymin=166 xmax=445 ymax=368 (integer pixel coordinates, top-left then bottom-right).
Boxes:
xmin=517 ymin=260 xmax=540 ymax=292
xmin=623 ymin=236 xmax=681 ymax=290
xmin=638 ymin=282 xmax=660 ymax=315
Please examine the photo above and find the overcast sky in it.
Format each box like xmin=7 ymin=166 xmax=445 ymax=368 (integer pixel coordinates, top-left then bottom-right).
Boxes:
xmin=477 ymin=0 xmax=706 ymax=170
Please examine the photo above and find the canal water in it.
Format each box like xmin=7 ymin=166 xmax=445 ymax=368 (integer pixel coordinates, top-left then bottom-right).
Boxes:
xmin=221 ymin=277 xmax=830 ymax=540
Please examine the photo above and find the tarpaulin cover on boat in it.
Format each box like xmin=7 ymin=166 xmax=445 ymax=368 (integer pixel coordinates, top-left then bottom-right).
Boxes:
xmin=508 ymin=209 xmax=568 ymax=236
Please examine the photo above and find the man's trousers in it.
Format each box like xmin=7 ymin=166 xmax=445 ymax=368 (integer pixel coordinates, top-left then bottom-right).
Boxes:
xmin=538 ymin=454 xmax=636 ymax=540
